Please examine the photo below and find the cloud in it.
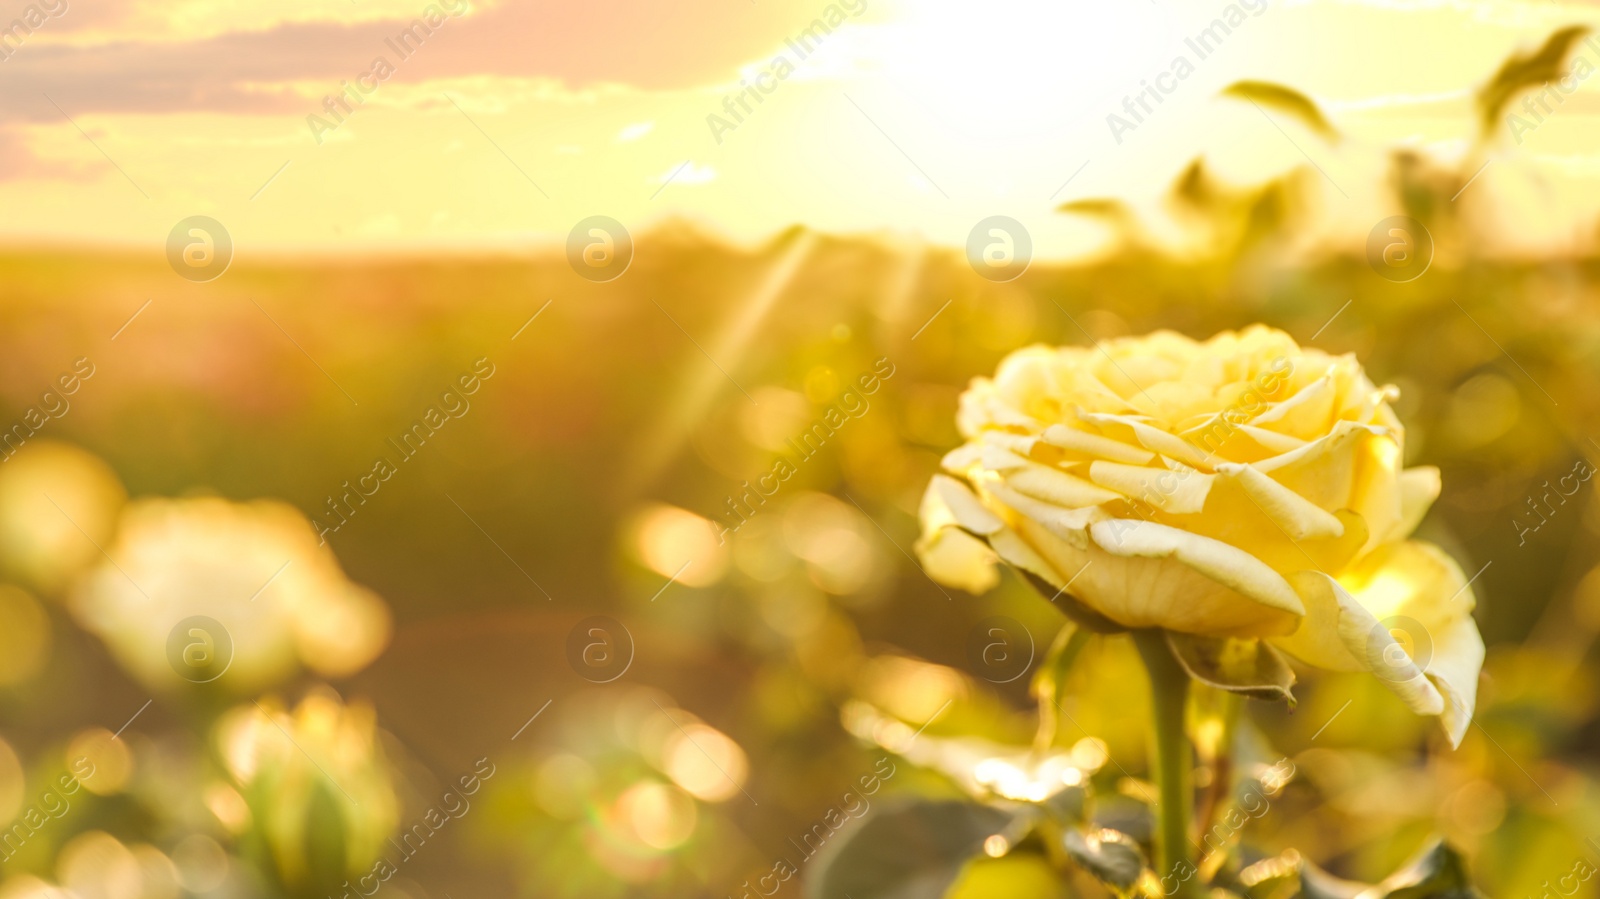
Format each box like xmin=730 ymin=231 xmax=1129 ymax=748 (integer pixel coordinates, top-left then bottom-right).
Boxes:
xmin=0 ymin=0 xmax=809 ymax=121
xmin=617 ymin=121 xmax=654 ymax=142
xmin=656 ymin=161 xmax=716 ymax=189
xmin=66 ymin=0 xmax=501 ymax=44
xmin=0 ymin=127 xmax=105 ymax=183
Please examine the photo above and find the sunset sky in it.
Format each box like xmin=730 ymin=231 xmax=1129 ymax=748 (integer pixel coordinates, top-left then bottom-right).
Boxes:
xmin=3 ymin=0 xmax=1600 ymax=257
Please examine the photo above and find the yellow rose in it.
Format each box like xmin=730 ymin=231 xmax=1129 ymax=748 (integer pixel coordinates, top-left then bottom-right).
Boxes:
xmin=915 ymin=326 xmax=1483 ymax=746
xmin=70 ymin=496 xmax=391 ymax=693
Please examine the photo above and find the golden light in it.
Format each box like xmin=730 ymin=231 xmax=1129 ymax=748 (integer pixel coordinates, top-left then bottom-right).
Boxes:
xmin=57 ymin=831 xmax=142 ymax=899
xmin=1443 ymin=373 xmax=1521 ymax=450
xmin=982 ymin=834 xmax=1010 ymax=858
xmin=67 ymin=728 xmax=132 ymax=797
xmin=1445 ymin=779 xmax=1507 ymax=836
xmin=758 ymin=583 xmax=828 ymax=639
xmin=1259 ymin=759 xmax=1295 ymax=795
xmin=974 ymin=758 xmax=1029 ymax=800
xmin=203 ymin=783 xmax=251 ymax=833
xmin=973 ymin=758 xmax=1053 ymax=802
xmin=662 ymin=723 xmax=749 ymax=803
xmin=534 ymin=753 xmax=597 ymax=820
xmin=0 ymin=875 xmax=71 ymax=899
xmin=1240 ymin=849 xmax=1302 ymax=888
xmin=628 ymin=503 xmax=728 ymax=588
xmin=873 ymin=0 xmax=1158 ymax=134
xmin=169 ymin=834 xmax=229 ymax=893
xmin=860 ymin=655 xmax=966 ymax=726
xmin=131 ymin=845 xmax=181 ymax=899
xmin=616 ymin=781 xmax=698 ymax=851
xmin=0 ymin=441 xmax=126 ymax=593
xmin=1070 ymin=737 xmax=1109 ymax=773
xmin=780 ymin=493 xmax=882 ymax=595
xmin=804 ymin=528 xmax=876 ymax=595
xmin=741 ymin=387 xmax=811 ymax=451
xmin=871 ymin=718 xmax=916 ymax=753
xmin=731 ymin=514 xmax=794 ymax=583
xmin=290 ymin=583 xmax=392 ymax=679
xmin=803 ymin=367 xmax=841 ymax=402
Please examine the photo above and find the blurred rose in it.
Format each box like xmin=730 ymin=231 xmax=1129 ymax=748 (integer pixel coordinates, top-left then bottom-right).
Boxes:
xmin=0 ymin=441 xmax=126 ymax=593
xmin=214 ymin=688 xmax=399 ymax=892
xmin=916 ymin=326 xmax=1483 ymax=745
xmin=70 ymin=497 xmax=390 ymax=693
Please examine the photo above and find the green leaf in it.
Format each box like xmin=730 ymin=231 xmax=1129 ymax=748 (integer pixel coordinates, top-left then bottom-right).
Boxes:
xmin=1220 ymin=81 xmax=1338 ymax=140
xmin=1030 ymin=622 xmax=1089 ymax=703
xmin=1295 ymin=839 xmax=1486 ymax=899
xmin=1041 ymin=783 xmax=1089 ymax=824
xmin=1029 ymin=622 xmax=1091 ymax=753
xmin=1164 ymin=632 xmax=1296 ymax=704
xmin=945 ymin=855 xmax=1070 ymax=899
xmin=1377 ymin=838 xmax=1486 ymax=899
xmin=1476 ymin=26 xmax=1589 ymax=138
xmin=1297 ymin=861 xmax=1368 ymax=899
xmin=1062 ymin=827 xmax=1147 ymax=892
xmin=303 ymin=779 xmax=351 ymax=892
xmin=805 ymin=800 xmax=1013 ymax=899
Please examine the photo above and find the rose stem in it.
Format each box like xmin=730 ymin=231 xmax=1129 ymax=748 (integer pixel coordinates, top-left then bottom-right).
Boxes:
xmin=1195 ymin=691 xmax=1241 ymax=846
xmin=1131 ymin=629 xmax=1198 ymax=897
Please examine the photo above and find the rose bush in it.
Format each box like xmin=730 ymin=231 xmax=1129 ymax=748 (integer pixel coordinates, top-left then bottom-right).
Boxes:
xmin=916 ymin=326 xmax=1483 ymax=746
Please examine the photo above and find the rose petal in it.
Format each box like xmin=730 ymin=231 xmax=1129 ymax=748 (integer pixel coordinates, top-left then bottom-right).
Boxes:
xmin=1088 ymin=519 xmax=1304 ymax=615
xmin=1252 ymin=420 xmax=1391 ymax=513
xmin=1393 ymin=466 xmax=1442 ymax=541
xmin=988 ymin=525 xmax=1069 ymax=588
xmin=921 ymin=475 xmax=1004 ymax=537
xmin=1230 ymin=425 xmax=1309 ymax=455
xmin=940 ymin=443 xmax=984 ymax=474
xmin=979 ymin=444 xmax=1034 ymax=472
xmin=1003 ymin=518 xmax=1306 ymax=636
xmin=1039 ymin=423 xmax=1156 ymax=464
xmin=1088 ymin=461 xmax=1215 ymax=515
xmin=1347 ymin=433 xmax=1405 ymax=556
xmin=1006 ymin=462 xmax=1123 ymax=508
xmin=1249 ymin=370 xmax=1336 ymax=437
xmin=1275 ymin=571 xmax=1445 ymax=715
xmin=985 ymin=482 xmax=1108 ymax=547
xmin=1423 ymin=613 xmax=1485 ymax=749
xmin=915 ymin=527 xmax=1000 ymax=594
xmin=1213 ymin=463 xmax=1345 ymax=541
xmin=1077 ymin=411 xmax=1213 ymax=469
xmin=1178 ymin=417 xmax=1305 ymax=463
xmin=1277 ymin=541 xmax=1485 ymax=746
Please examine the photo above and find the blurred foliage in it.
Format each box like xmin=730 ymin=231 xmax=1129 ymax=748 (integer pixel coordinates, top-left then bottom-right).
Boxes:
xmin=1 ymin=25 xmax=1600 ymax=899
xmin=1475 ymin=26 xmax=1590 ymax=138
xmin=1219 ymin=81 xmax=1338 ymax=141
